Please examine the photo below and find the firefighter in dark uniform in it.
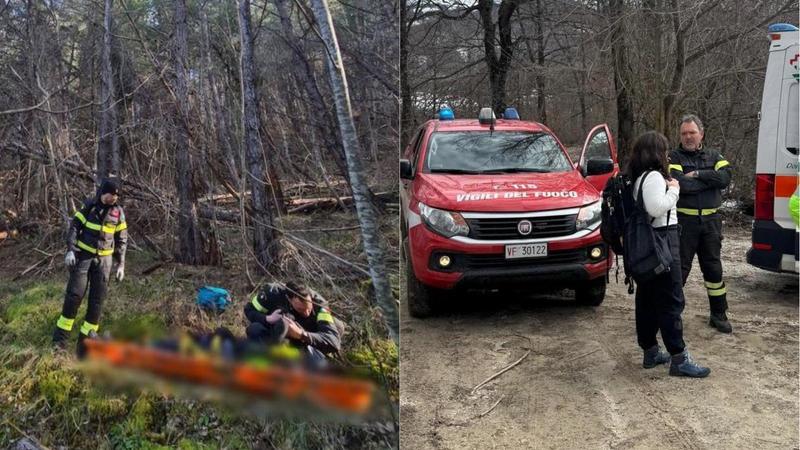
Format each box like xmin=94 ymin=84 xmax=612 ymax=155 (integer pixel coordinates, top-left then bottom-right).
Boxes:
xmin=53 ymin=178 xmax=128 ymax=354
xmin=669 ymin=115 xmax=732 ymax=333
xmin=244 ymin=281 xmax=341 ymax=362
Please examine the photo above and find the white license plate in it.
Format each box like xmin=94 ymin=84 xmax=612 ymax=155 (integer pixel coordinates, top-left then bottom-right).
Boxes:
xmin=505 ymin=243 xmax=548 ymax=259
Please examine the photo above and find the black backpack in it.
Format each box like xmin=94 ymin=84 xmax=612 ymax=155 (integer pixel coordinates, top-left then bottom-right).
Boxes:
xmin=623 ymin=171 xmax=674 ymax=285
xmin=600 ymin=173 xmax=634 ymax=255
xmin=600 ymin=173 xmax=636 ymax=293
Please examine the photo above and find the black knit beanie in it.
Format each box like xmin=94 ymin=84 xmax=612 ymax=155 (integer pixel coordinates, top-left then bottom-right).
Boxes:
xmin=99 ymin=178 xmax=121 ymax=196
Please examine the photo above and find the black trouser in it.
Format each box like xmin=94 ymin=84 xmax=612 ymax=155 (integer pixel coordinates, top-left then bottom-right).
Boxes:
xmin=245 ymin=321 xmax=287 ymax=345
xmin=678 ymin=213 xmax=728 ymax=314
xmin=53 ymin=253 xmax=112 ymax=342
xmin=245 ymin=322 xmax=327 ymax=367
xmin=635 ymin=227 xmax=686 ymax=355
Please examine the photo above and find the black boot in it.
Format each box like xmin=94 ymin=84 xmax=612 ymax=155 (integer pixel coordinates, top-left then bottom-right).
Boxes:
xmin=709 ymin=312 xmax=732 ymax=333
xmin=76 ymin=331 xmax=98 ymax=360
xmin=642 ymin=344 xmax=670 ymax=369
xmin=669 ymin=351 xmax=711 ymax=378
xmin=52 ymin=328 xmax=70 ymax=350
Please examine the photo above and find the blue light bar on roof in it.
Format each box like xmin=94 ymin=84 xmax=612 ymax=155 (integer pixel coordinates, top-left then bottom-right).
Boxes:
xmin=768 ymin=23 xmax=799 ymax=32
xmin=438 ymin=106 xmax=454 ymax=120
xmin=503 ymin=107 xmax=520 ymax=120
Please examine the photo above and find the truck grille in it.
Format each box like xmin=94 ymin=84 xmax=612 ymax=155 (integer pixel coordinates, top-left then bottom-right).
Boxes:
xmin=463 ymin=249 xmax=585 ymax=269
xmin=466 ymin=215 xmax=577 ymax=240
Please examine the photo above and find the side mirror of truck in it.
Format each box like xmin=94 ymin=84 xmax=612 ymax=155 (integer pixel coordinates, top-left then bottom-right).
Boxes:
xmin=400 ymin=159 xmax=414 ymax=179
xmin=586 ymin=158 xmax=614 ymax=176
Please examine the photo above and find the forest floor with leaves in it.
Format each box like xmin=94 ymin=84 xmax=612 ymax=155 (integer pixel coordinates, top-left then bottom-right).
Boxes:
xmin=0 ymin=208 xmax=399 ymax=449
xmin=400 ymin=217 xmax=798 ymax=449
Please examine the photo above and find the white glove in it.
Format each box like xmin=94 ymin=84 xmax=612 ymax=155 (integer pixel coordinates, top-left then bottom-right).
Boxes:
xmin=115 ymin=265 xmax=125 ymax=281
xmin=65 ymin=251 xmax=76 ymax=267
xmin=265 ymin=309 xmax=283 ymax=324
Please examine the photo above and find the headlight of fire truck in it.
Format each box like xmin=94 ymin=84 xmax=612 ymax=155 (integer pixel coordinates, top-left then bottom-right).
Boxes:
xmin=576 ymin=201 xmax=602 ymax=230
xmin=418 ymin=202 xmax=470 ymax=238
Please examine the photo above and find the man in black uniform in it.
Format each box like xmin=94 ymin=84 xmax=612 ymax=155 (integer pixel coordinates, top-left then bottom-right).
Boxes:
xmin=244 ymin=281 xmax=341 ymax=361
xmin=53 ymin=177 xmax=128 ymax=354
xmin=669 ymin=115 xmax=733 ymax=333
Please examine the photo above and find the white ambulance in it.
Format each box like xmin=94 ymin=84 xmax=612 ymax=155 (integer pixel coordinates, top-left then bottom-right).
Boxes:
xmin=747 ymin=23 xmax=799 ymax=273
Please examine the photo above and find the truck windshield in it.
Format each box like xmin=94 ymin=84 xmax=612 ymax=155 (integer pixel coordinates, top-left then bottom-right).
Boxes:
xmin=424 ymin=131 xmax=572 ymax=174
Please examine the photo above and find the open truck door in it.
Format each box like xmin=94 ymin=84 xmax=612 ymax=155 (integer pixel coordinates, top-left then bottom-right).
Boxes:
xmin=579 ymin=124 xmax=619 ymax=192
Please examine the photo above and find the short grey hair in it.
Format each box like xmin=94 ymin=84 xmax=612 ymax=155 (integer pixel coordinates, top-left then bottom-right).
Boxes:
xmin=679 ymin=114 xmax=704 ymax=133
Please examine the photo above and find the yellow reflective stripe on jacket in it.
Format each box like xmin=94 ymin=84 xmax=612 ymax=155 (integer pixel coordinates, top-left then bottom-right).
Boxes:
xmin=704 ymin=281 xmax=724 ymax=289
xmin=80 ymin=321 xmax=99 ymax=336
xmin=115 ymin=222 xmax=128 ymax=232
xmin=316 ymin=309 xmax=334 ymax=324
xmin=74 ymin=211 xmax=115 ymax=233
xmin=677 ymin=208 xmax=718 ymax=216
xmin=57 ymin=315 xmax=75 ymax=331
xmin=76 ymin=240 xmax=114 ymax=256
xmin=714 ymin=160 xmax=730 ymax=170
xmin=251 ymin=294 xmax=268 ymax=313
xmin=669 ymin=164 xmax=683 ymax=172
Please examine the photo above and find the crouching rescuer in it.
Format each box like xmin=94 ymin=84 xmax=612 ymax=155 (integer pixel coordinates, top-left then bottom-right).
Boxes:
xmin=244 ymin=281 xmax=341 ymax=365
xmin=53 ymin=178 xmax=127 ymax=355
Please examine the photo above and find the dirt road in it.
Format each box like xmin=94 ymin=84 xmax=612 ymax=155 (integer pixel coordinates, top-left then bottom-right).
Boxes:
xmin=400 ymin=226 xmax=798 ymax=449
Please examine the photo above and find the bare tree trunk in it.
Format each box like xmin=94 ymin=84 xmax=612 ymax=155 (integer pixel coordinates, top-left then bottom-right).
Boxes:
xmin=577 ymin=41 xmax=588 ymax=132
xmin=201 ymin=10 xmax=239 ymax=186
xmin=644 ymin=0 xmax=664 ymax=131
xmin=479 ymin=0 xmax=522 ymax=115
xmin=274 ymin=0 xmax=352 ymax=191
xmin=662 ymin=0 xmax=683 ymax=138
xmin=173 ymin=0 xmax=207 ymax=264
xmin=97 ymin=0 xmax=118 ymax=180
xmin=400 ymin=0 xmax=414 ymax=143
xmin=533 ymin=0 xmax=546 ymax=123
xmin=309 ymin=0 xmax=398 ymax=343
xmin=610 ymin=0 xmax=634 ymax=161
xmin=238 ymin=0 xmax=278 ymax=271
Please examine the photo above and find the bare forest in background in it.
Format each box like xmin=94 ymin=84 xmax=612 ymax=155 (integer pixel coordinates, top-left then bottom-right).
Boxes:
xmin=402 ymin=0 xmax=798 ymax=205
xmin=0 ymin=0 xmax=399 ymax=326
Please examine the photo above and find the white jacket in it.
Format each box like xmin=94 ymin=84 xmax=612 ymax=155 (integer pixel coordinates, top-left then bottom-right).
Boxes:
xmin=633 ymin=171 xmax=679 ymax=228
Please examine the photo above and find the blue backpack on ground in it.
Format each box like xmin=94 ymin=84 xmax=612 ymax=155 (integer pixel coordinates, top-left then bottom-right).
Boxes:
xmin=196 ymin=286 xmax=231 ymax=312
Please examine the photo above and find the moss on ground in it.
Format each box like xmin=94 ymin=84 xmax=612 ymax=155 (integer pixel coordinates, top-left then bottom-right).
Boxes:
xmin=0 ymin=282 xmax=64 ymax=348
xmin=106 ymin=313 xmax=167 ymax=341
xmin=0 ymin=211 xmax=399 ymax=449
xmin=347 ymin=338 xmax=399 ymax=399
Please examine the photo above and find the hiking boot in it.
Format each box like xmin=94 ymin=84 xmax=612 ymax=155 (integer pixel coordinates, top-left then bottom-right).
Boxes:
xmin=52 ymin=328 xmax=70 ymax=350
xmin=76 ymin=330 xmax=98 ymax=360
xmin=709 ymin=312 xmax=732 ymax=333
xmin=642 ymin=344 xmax=670 ymax=369
xmin=669 ymin=351 xmax=711 ymax=378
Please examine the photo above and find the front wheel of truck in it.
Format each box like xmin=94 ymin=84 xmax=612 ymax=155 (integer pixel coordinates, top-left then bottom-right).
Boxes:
xmin=575 ymin=276 xmax=606 ymax=306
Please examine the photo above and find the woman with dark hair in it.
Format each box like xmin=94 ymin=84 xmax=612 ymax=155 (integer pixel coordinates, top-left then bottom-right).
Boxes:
xmin=628 ymin=131 xmax=710 ymax=378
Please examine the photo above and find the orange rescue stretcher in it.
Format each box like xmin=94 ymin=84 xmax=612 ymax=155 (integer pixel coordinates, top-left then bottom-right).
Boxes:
xmin=83 ymin=338 xmax=375 ymax=414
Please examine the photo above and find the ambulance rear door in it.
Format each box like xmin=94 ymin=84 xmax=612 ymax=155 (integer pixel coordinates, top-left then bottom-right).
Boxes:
xmin=773 ymin=33 xmax=799 ymax=230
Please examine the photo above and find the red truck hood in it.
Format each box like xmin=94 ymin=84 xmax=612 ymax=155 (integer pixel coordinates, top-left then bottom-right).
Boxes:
xmin=414 ymin=171 xmax=600 ymax=212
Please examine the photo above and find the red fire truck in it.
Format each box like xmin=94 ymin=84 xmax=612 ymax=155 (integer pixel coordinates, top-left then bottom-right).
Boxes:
xmin=400 ymin=107 xmax=619 ymax=317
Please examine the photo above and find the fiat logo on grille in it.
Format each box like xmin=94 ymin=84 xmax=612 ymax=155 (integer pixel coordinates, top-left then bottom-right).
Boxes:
xmin=517 ymin=220 xmax=532 ymax=235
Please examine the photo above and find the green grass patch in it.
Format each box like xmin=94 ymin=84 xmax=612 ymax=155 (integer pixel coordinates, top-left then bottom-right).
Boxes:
xmin=37 ymin=366 xmax=78 ymax=408
xmin=347 ymin=338 xmax=398 ymax=397
xmin=0 ymin=282 xmax=63 ymax=347
xmin=106 ymin=313 xmax=167 ymax=341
